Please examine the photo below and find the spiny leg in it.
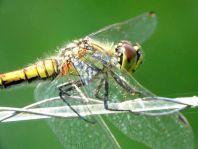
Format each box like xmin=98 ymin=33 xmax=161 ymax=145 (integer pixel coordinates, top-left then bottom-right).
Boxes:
xmin=110 ymin=71 xmax=146 ymax=97
xmin=103 ymin=71 xmax=110 ymax=110
xmin=91 ymin=52 xmax=146 ymax=97
xmin=104 ymin=71 xmax=148 ymax=114
xmin=93 ymin=70 xmax=128 ymax=112
xmin=104 ymin=76 xmax=110 ymax=110
xmin=103 ymin=73 xmax=131 ymax=112
xmin=91 ymin=54 xmax=147 ymax=113
xmin=58 ymin=81 xmax=95 ymax=124
xmin=92 ymin=74 xmax=125 ymax=111
xmin=58 ymin=80 xmax=84 ymax=95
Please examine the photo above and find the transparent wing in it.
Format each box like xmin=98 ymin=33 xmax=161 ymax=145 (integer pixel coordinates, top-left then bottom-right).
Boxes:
xmin=34 ymin=60 xmax=194 ymax=149
xmin=104 ymin=68 xmax=194 ymax=149
xmin=34 ymin=76 xmax=122 ymax=149
xmin=88 ymin=12 xmax=157 ymax=43
xmin=34 ymin=69 xmax=194 ymax=149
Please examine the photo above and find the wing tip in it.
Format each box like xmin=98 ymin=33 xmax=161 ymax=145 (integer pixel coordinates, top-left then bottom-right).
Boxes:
xmin=147 ymin=11 xmax=156 ymax=17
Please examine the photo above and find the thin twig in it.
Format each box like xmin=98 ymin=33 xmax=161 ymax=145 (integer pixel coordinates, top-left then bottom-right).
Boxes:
xmin=0 ymin=96 xmax=197 ymax=123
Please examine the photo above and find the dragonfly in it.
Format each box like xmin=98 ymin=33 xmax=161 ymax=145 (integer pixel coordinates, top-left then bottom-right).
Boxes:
xmin=0 ymin=12 xmax=194 ymax=149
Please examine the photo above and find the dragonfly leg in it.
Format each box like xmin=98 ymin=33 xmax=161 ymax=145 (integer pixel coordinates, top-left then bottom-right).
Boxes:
xmin=110 ymin=71 xmax=146 ymax=97
xmin=99 ymin=72 xmax=130 ymax=112
xmin=58 ymin=81 xmax=95 ymax=124
xmin=103 ymin=78 xmax=109 ymax=110
xmin=91 ymin=53 xmax=145 ymax=97
xmin=106 ymin=71 xmax=148 ymax=114
xmin=94 ymin=78 xmax=105 ymax=99
xmin=103 ymin=79 xmax=130 ymax=112
xmin=58 ymin=80 xmax=84 ymax=95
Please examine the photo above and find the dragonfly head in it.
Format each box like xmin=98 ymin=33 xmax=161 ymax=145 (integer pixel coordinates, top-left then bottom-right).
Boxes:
xmin=115 ymin=41 xmax=143 ymax=74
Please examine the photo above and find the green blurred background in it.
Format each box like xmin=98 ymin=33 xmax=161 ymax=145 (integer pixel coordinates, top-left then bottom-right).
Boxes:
xmin=0 ymin=0 xmax=197 ymax=148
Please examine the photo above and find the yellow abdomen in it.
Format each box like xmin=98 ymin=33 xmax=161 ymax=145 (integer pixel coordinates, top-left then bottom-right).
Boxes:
xmin=0 ymin=59 xmax=58 ymax=87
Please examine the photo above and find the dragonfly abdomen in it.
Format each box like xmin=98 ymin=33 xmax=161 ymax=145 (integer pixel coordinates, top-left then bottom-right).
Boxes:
xmin=0 ymin=59 xmax=58 ymax=88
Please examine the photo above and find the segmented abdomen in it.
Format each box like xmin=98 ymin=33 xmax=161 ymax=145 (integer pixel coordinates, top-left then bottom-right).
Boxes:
xmin=0 ymin=59 xmax=58 ymax=87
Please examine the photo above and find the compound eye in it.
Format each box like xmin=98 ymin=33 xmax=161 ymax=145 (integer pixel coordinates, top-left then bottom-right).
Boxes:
xmin=123 ymin=42 xmax=137 ymax=62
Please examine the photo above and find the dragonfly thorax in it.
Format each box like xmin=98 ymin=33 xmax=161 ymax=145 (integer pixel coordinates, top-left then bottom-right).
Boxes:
xmin=58 ymin=39 xmax=90 ymax=59
xmin=56 ymin=39 xmax=90 ymax=69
